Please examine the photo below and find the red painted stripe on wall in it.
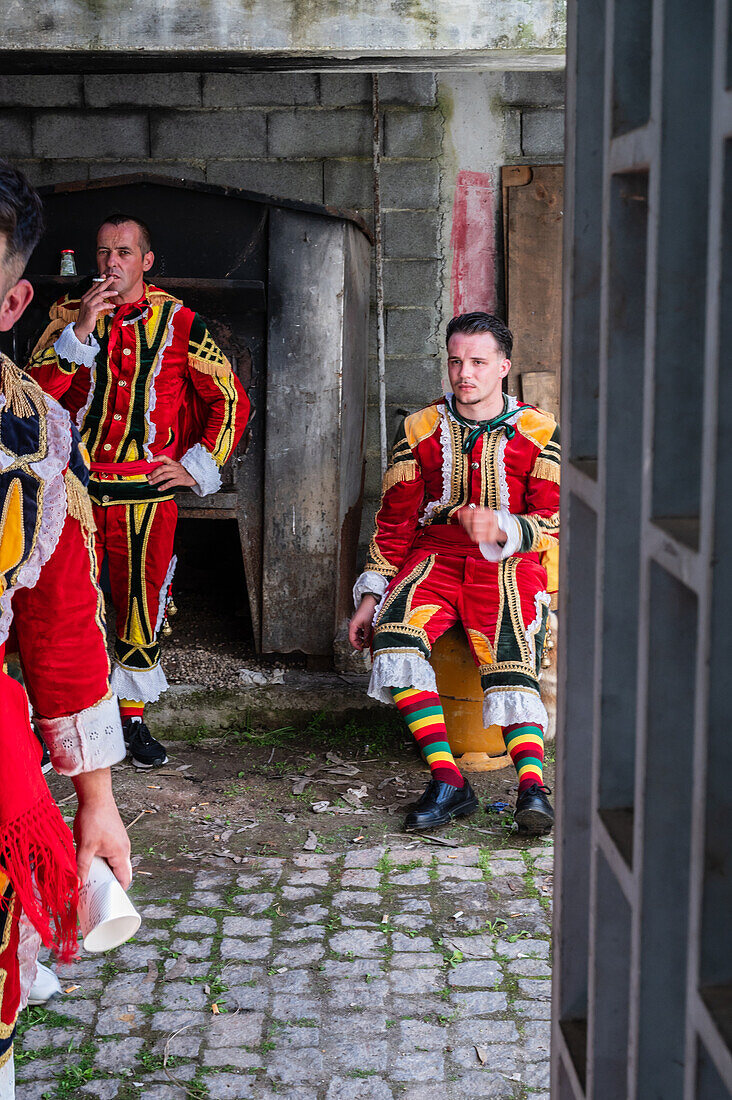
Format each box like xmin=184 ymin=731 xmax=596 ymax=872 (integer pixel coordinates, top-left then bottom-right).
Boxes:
xmin=450 ymin=169 xmax=497 ymax=316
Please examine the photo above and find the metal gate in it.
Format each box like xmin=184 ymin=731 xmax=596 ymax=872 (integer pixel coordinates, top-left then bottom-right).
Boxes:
xmin=554 ymin=1 xmax=732 ymax=1097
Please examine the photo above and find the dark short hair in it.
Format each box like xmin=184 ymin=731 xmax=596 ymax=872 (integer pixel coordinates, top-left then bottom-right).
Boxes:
xmin=446 ymin=312 xmax=513 ymax=359
xmin=97 ymin=213 xmax=152 ymax=255
xmin=0 ymin=160 xmax=44 ymax=285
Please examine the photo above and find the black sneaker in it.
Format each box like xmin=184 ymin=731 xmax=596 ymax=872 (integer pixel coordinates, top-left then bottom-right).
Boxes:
xmin=514 ymin=783 xmax=554 ymax=835
xmin=39 ymin=739 xmax=52 ymax=774
xmin=122 ymin=718 xmax=168 ymax=770
xmin=404 ymin=778 xmax=478 ymax=831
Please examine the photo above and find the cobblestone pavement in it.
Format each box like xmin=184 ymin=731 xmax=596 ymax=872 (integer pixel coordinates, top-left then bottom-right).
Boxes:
xmin=15 ymin=837 xmax=553 ymax=1100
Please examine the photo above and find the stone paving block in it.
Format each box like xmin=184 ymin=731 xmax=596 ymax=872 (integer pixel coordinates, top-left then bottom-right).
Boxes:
xmin=195 ymin=890 xmax=223 ymax=906
xmin=293 ymin=853 xmax=338 ymax=868
xmin=205 ymin=1075 xmax=257 ymax=1098
xmin=163 ymin=958 xmax=209 ymax=979
xmin=218 ymin=963 xmax=265 ymax=985
xmin=322 ymin=958 xmax=381 ymax=979
xmin=269 ymin=109 xmax=370 ymax=158
xmin=95 ymin=1005 xmax=140 ymax=1035
xmin=449 ymin=935 xmax=496 ymax=958
xmin=101 ymin=972 xmax=157 ymax=1008
xmin=325 ymin=1077 xmax=393 ymax=1099
xmin=330 ymin=929 xmax=385 ymax=956
xmin=159 ymin=980 xmax=208 ymax=1010
xmin=392 ymin=995 xmax=451 ymax=1017
xmin=344 ymin=847 xmax=385 ymax=869
xmin=390 ymin=869 xmax=431 ymax=887
xmin=398 ymin=898 xmax=432 ymax=913
xmin=390 ymin=1050 xmax=444 ymax=1081
xmin=449 ymin=1019 xmax=519 ymax=1044
xmin=93 ymin=1035 xmax=144 ymax=1071
xmin=23 ymin=1025 xmax=78 ymax=1051
xmin=494 ymin=937 xmax=549 ymax=959
xmin=176 ymin=914 xmax=217 ymax=934
xmin=17 ymin=1054 xmax=70 ymax=1081
xmin=268 ymin=968 xmax=312 ymax=993
xmin=391 ymin=932 xmax=433 ymax=953
xmin=399 ymin=1019 xmax=448 ymax=1050
xmin=517 ymin=978 xmax=552 ymax=999
xmin=384 ymin=847 xmax=433 ymax=866
xmin=282 ymin=885 xmax=317 ymax=900
xmin=151 ymin=1032 xmax=202 ymax=1058
xmin=341 ymin=868 xmax=381 ymax=889
xmin=203 ymin=1046 xmax=263 ymax=1067
xmin=113 ymin=942 xmax=162 ymax=969
xmin=278 ymin=1023 xmax=322 ymax=1047
xmin=513 ymin=998 xmax=551 ymax=1019
xmin=340 ymin=915 xmax=382 ymax=929
xmin=267 ymin=1046 xmax=324 ymax=1083
xmin=523 ymin=1061 xmax=551 ymax=1088
xmin=34 ymin=111 xmax=148 ymax=159
xmin=389 ymin=968 xmax=442 ymax=994
xmin=435 ymin=847 xmax=481 ymax=865
xmin=489 ymin=860 xmax=526 ymax=877
xmin=292 ymin=904 xmax=329 ymax=923
xmin=448 ymin=961 xmax=502 ymax=988
xmin=391 ymin=914 xmax=430 ymax=931
xmin=392 ymin=951 xmax=442 ymax=969
xmin=327 ymin=979 xmax=389 ymax=1010
xmin=220 ymin=936 xmax=272 ymax=960
xmin=507 ymin=957 xmax=551 ymax=977
xmin=203 ymin=73 xmax=318 ymax=107
xmin=333 ymin=890 xmax=383 ymax=908
xmin=235 ymin=874 xmax=264 ymax=889
xmin=271 ymin=994 xmax=321 ymax=1021
xmin=81 ymin=1082 xmax=121 ymax=1100
xmin=223 ymin=915 xmax=273 ymax=936
xmin=450 ymin=991 xmax=508 ymax=1015
xmin=280 ymin=923 xmax=326 ymax=942
xmin=15 ymin=1084 xmax=59 ymax=1100
xmin=54 ymin=997 xmax=96 ymax=1022
xmin=437 ymin=865 xmax=483 ymax=882
xmin=223 ymin=985 xmax=270 ymax=1011
xmin=445 ymin=1072 xmax=515 ymax=1098
xmin=148 ymin=1009 xmax=208 ymax=1032
xmin=273 ymin=942 xmax=325 ymax=967
xmin=288 ymin=868 xmax=330 ymax=886
xmin=323 ymin=1036 xmax=388 ymax=1071
xmin=325 ymin=1011 xmax=388 ymax=1036
xmin=169 ymin=936 xmax=213 ymax=957
xmin=135 ymin=925 xmax=171 ymax=944
xmin=451 ymin=1042 xmax=521 ymax=1072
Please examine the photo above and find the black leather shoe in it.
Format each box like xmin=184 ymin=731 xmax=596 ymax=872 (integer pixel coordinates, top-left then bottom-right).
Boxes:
xmin=404 ymin=778 xmax=478 ymax=831
xmin=514 ymin=783 xmax=554 ymax=835
xmin=122 ymin=718 xmax=168 ymax=769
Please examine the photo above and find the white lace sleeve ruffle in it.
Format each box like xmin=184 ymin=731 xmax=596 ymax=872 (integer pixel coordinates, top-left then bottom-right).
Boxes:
xmin=35 ymin=694 xmax=126 ymax=777
xmin=367 ymin=650 xmax=438 ymax=704
xmin=180 ymin=443 xmax=222 ymax=497
xmin=110 ymin=661 xmax=169 ymax=705
xmin=54 ymin=322 xmax=99 ymax=369
xmin=479 ymin=510 xmax=522 ymax=561
xmin=353 ymin=571 xmax=389 ymax=610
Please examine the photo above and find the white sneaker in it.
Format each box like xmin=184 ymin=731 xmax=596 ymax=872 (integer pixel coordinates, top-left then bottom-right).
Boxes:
xmin=27 ymin=961 xmax=62 ymax=1006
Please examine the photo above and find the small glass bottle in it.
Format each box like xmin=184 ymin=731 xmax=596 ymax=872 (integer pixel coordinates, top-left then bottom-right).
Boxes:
xmin=59 ymin=249 xmax=77 ymax=276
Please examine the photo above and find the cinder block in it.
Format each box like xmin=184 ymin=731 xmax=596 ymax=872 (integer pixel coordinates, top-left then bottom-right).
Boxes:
xmin=151 ymin=110 xmax=267 ymax=159
xmin=502 ymin=71 xmax=566 ymax=107
xmin=203 ymin=73 xmax=318 ymax=108
xmin=33 ymin=111 xmax=148 ymax=159
xmin=0 ymin=114 xmax=32 ymax=158
xmin=381 ymin=160 xmax=439 ymax=210
xmin=384 ymin=110 xmax=443 ymax=158
xmin=85 ymin=74 xmax=202 ymax=108
xmin=13 ymin=159 xmax=89 ymax=186
xmin=505 ymin=109 xmax=522 ymax=158
xmin=87 ymin=161 xmax=206 ymax=183
xmin=383 ymin=259 xmax=440 ymax=307
xmin=386 ymin=308 xmax=436 ymax=355
xmin=379 ymin=73 xmax=437 ymax=107
xmin=206 ymin=160 xmax=323 ymax=203
xmin=383 ymin=211 xmax=440 ymax=259
xmin=0 ymin=76 xmax=82 ymax=108
xmin=319 ymin=74 xmax=371 ymax=107
xmin=521 ymin=108 xmax=565 ymax=157
xmin=382 ymin=356 xmax=443 ymax=404
xmin=268 ymin=109 xmax=370 ymax=158
xmin=323 ymin=160 xmax=372 ymax=210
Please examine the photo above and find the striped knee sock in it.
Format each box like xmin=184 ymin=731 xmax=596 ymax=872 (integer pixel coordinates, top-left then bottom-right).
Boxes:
xmin=120 ymin=699 xmax=145 ymax=723
xmin=503 ymin=723 xmax=545 ymax=792
xmin=391 ymin=687 xmax=464 ymax=788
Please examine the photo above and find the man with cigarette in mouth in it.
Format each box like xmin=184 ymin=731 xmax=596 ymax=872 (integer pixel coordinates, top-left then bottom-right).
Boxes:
xmin=28 ymin=215 xmax=250 ymax=769
xmin=350 ymin=312 xmax=559 ymax=835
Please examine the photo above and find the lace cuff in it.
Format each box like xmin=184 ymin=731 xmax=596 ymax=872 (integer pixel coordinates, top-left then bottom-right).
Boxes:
xmin=482 ymin=685 xmax=548 ymax=730
xmin=54 ymin=323 xmax=100 ymax=369
xmin=479 ymin=510 xmax=522 ymax=561
xmin=110 ymin=660 xmax=169 ymax=704
xmin=35 ymin=694 xmax=125 ymax=777
xmin=180 ymin=443 xmax=222 ymax=497
xmin=353 ymin=571 xmax=389 ymax=609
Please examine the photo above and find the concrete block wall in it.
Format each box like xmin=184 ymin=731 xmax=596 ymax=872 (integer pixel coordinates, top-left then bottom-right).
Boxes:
xmin=0 ymin=68 xmax=564 ymax=561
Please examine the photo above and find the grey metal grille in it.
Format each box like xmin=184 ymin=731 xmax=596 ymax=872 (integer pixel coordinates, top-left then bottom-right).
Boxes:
xmin=553 ymin=0 xmax=732 ymax=1096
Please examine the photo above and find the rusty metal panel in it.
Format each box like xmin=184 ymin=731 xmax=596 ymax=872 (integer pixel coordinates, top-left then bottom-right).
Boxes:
xmin=262 ymin=209 xmax=368 ymax=654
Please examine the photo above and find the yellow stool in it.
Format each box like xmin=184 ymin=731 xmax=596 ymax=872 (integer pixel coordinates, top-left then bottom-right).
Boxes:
xmin=431 ymin=625 xmax=511 ymax=772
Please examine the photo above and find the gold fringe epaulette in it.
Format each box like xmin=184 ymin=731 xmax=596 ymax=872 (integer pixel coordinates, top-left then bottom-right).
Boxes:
xmin=0 ymin=355 xmax=44 ymax=419
xmin=30 ymin=318 xmax=68 ymax=360
xmin=188 ymin=355 xmax=233 ymax=379
xmin=382 ymin=459 xmax=418 ymax=493
xmin=532 ymin=457 xmax=561 ymax=484
xmin=64 ymin=469 xmax=96 ymax=533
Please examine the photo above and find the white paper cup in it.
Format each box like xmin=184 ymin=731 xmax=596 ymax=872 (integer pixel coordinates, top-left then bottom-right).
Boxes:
xmin=78 ymin=857 xmax=141 ymax=953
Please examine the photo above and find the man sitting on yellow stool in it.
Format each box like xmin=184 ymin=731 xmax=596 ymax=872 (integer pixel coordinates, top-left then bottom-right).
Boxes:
xmin=349 ymin=312 xmax=559 ymax=834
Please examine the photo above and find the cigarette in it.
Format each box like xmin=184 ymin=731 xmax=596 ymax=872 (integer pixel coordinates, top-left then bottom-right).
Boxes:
xmin=92 ymin=276 xmax=107 ymax=283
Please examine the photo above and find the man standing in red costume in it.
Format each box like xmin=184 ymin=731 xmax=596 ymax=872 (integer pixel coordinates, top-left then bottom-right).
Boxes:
xmin=0 ymin=162 xmax=130 ymax=1097
xmin=350 ymin=312 xmax=559 ymax=835
xmin=29 ymin=216 xmax=250 ymax=769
